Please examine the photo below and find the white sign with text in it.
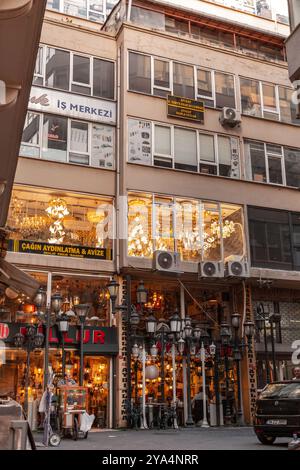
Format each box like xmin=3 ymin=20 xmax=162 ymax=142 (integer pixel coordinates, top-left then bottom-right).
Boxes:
xmin=28 ymin=87 xmax=116 ymax=124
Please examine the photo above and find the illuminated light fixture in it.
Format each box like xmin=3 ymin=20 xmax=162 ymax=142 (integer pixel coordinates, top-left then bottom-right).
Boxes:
xmin=46 ymin=198 xmax=69 ymax=244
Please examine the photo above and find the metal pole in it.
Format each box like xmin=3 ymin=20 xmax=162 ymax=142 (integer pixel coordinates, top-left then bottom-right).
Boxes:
xmin=160 ymin=332 xmax=165 ymax=404
xmin=224 ymin=348 xmax=231 ymax=425
xmin=80 ymin=320 xmax=84 ymax=386
xmin=134 ymin=360 xmax=138 ymax=404
xmin=43 ymin=271 xmax=52 ymax=389
xmin=185 ymin=341 xmax=194 ymax=426
xmin=235 ymin=356 xmax=242 ymax=425
xmin=24 ymin=346 xmax=30 ymax=415
xmin=263 ymin=320 xmax=271 ymax=383
xmin=201 ymin=342 xmax=209 ymax=427
xmin=270 ymin=320 xmax=277 ymax=381
xmin=141 ymin=343 xmax=148 ymax=429
xmin=214 ymin=345 xmax=221 ymax=426
xmin=61 ymin=333 xmax=65 ymax=379
xmin=172 ymin=343 xmax=178 ymax=429
xmin=126 ymin=275 xmax=132 ymax=427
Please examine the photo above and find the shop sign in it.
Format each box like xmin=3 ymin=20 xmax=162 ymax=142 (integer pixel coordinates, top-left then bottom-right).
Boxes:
xmin=0 ymin=323 xmax=9 ymax=340
xmin=167 ymin=95 xmax=204 ymax=123
xmin=8 ymin=239 xmax=113 ymax=261
xmin=4 ymin=324 xmax=119 ymax=354
xmin=29 ymin=86 xmax=116 ymax=124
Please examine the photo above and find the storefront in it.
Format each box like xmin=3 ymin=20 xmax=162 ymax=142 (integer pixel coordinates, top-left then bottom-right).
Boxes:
xmin=0 ymin=271 xmax=118 ymax=429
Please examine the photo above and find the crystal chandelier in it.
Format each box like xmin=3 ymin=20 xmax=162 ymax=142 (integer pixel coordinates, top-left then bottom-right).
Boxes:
xmin=45 ymin=198 xmax=69 ymax=244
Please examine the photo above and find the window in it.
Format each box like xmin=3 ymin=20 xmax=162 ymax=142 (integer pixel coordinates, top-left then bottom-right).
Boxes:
xmin=218 ymin=136 xmax=233 ymax=177
xmin=199 ymin=133 xmax=216 ymax=175
xmin=129 ymin=52 xmax=151 ymax=94
xmin=266 ymin=144 xmax=283 ymax=184
xmin=20 ymin=111 xmax=115 ymax=168
xmin=131 ymin=6 xmax=165 ymax=30
xmin=42 ymin=114 xmax=68 ymax=162
xmin=154 ymin=125 xmax=172 ymax=168
xmin=215 ymin=72 xmax=235 ymax=108
xmin=248 ymin=207 xmax=293 ymax=270
xmin=174 ymin=128 xmax=197 ymax=172
xmin=173 ymin=62 xmax=194 ymax=99
xmin=153 ymin=59 xmax=171 ymax=97
xmin=241 ymin=77 xmax=300 ymax=125
xmin=35 ymin=45 xmax=115 ymax=100
xmin=72 ymin=54 xmax=91 ymax=94
xmin=246 ymin=140 xmax=283 ymax=185
xmin=284 ymin=148 xmax=300 ymax=188
xmin=64 ymin=0 xmax=87 ymax=17
xmin=7 ymin=186 xmax=114 ymax=253
xmin=128 ymin=192 xmax=245 ymax=262
xmin=165 ymin=16 xmax=189 ymax=35
xmin=247 ymin=141 xmax=266 ymax=182
xmin=197 ymin=68 xmax=214 ymax=108
xmin=45 ymin=48 xmax=70 ymax=91
xmin=93 ymin=59 xmax=114 ymax=99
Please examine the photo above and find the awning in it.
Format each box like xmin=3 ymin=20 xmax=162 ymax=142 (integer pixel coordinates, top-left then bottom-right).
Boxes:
xmin=0 ymin=258 xmax=40 ymax=298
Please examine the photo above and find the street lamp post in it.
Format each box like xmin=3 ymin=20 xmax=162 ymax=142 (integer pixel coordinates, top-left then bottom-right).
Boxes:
xmin=256 ymin=304 xmax=271 ymax=384
xmin=269 ymin=312 xmax=281 ymax=382
xmin=14 ymin=325 xmax=44 ymax=415
xmin=220 ymin=321 xmax=232 ymax=425
xmin=57 ymin=314 xmax=70 ymax=379
xmin=231 ymin=312 xmax=243 ymax=425
xmin=74 ymin=304 xmax=90 ymax=386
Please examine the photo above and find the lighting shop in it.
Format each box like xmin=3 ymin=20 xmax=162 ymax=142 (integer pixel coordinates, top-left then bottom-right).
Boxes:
xmin=0 ymin=272 xmax=118 ymax=429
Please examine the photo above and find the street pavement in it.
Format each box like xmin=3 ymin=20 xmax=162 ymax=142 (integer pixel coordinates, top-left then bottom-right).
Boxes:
xmin=34 ymin=426 xmax=290 ymax=451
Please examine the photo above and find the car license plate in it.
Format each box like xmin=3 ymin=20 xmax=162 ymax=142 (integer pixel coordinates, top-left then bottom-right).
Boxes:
xmin=266 ymin=419 xmax=287 ymax=425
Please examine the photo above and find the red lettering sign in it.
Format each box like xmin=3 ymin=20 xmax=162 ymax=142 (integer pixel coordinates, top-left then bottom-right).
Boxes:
xmin=75 ymin=330 xmax=91 ymax=343
xmin=93 ymin=330 xmax=105 ymax=344
xmin=0 ymin=323 xmax=9 ymax=340
xmin=49 ymin=328 xmax=58 ymax=343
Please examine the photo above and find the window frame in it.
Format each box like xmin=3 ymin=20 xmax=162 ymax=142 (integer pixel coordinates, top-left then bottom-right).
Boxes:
xmin=246 ymin=140 xmax=286 ymax=186
xmin=21 ymin=111 xmax=115 ymax=169
xmin=35 ymin=44 xmax=116 ymax=101
xmin=152 ymin=56 xmax=172 ymax=97
xmin=46 ymin=0 xmax=116 ymax=22
xmin=260 ymin=81 xmax=281 ymax=121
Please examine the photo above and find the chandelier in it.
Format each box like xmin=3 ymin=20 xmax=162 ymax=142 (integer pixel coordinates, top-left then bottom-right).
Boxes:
xmin=45 ymin=198 xmax=69 ymax=244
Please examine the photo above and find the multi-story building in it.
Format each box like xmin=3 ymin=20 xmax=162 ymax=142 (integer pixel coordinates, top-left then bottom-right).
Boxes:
xmin=1 ymin=0 xmax=300 ymax=430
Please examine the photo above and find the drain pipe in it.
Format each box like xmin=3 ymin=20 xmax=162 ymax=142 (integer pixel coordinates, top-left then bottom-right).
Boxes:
xmin=127 ymin=0 xmax=132 ymax=21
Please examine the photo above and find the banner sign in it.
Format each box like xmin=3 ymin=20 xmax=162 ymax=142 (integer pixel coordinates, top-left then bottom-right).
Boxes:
xmin=4 ymin=323 xmax=119 ymax=354
xmin=8 ymin=239 xmax=113 ymax=261
xmin=29 ymin=86 xmax=116 ymax=124
xmin=167 ymin=95 xmax=204 ymax=123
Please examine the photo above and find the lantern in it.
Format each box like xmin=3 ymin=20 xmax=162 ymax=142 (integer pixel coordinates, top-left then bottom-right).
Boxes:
xmin=145 ymin=365 xmax=159 ymax=380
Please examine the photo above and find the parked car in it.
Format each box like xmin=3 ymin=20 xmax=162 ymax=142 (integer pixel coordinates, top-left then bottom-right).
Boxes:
xmin=254 ymin=380 xmax=300 ymax=445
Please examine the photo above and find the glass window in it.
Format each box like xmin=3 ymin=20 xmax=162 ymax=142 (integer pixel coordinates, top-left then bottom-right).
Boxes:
xmin=266 ymin=144 xmax=283 ymax=185
xmin=199 ymin=133 xmax=216 ymax=175
xmin=72 ymin=55 xmax=91 ymax=94
xmin=64 ymin=0 xmax=87 ymax=17
xmin=128 ymin=193 xmax=153 ymax=258
xmin=173 ymin=62 xmax=194 ymax=99
xmin=131 ymin=6 xmax=165 ymax=30
xmin=7 ymin=187 xmax=113 ymax=251
xmin=248 ymin=207 xmax=292 ymax=270
xmin=174 ymin=128 xmax=197 ymax=172
xmin=215 ymin=72 xmax=235 ymax=108
xmin=34 ymin=47 xmax=44 ymax=86
xmin=262 ymin=83 xmax=279 ymax=120
xmin=247 ymin=141 xmax=266 ymax=183
xmin=45 ymin=48 xmax=70 ymax=91
xmin=284 ymin=148 xmax=300 ymax=188
xmin=69 ymin=121 xmax=89 ymax=165
xmin=154 ymin=125 xmax=172 ymax=168
xmin=20 ymin=113 xmax=40 ymax=158
xmin=128 ymin=119 xmax=152 ymax=166
xmin=129 ymin=52 xmax=151 ymax=94
xmin=240 ymin=78 xmax=261 ymax=117
xmin=202 ymin=202 xmax=221 ymax=261
xmin=153 ymin=59 xmax=170 ymax=97
xmin=218 ymin=136 xmax=232 ymax=177
xmin=222 ymin=204 xmax=245 ymax=262
xmin=279 ymin=87 xmax=300 ymax=126
xmin=91 ymin=124 xmax=115 ymax=169
xmin=197 ymin=69 xmax=214 ymax=107
xmin=176 ymin=199 xmax=201 ymax=261
xmin=154 ymin=196 xmax=175 ymax=252
xmin=42 ymin=114 xmax=68 ymax=162
xmin=89 ymin=0 xmax=105 ymax=21
xmin=93 ymin=59 xmax=114 ymax=99
xmin=165 ymin=16 xmax=189 ymax=35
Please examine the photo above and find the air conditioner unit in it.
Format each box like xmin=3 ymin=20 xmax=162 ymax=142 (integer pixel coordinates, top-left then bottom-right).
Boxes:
xmin=219 ymin=107 xmax=241 ymax=128
xmin=153 ymin=250 xmax=180 ymax=272
xmin=198 ymin=261 xmax=224 ymax=278
xmin=225 ymin=260 xmax=249 ymax=278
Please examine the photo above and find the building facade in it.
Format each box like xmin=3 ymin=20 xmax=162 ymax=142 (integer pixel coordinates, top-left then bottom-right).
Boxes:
xmin=1 ymin=0 xmax=300 ymax=429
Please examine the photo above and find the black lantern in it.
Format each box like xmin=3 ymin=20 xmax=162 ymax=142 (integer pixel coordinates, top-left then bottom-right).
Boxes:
xmin=136 ymin=280 xmax=147 ymax=305
xmin=170 ymin=312 xmax=181 ymax=334
xmin=244 ymin=320 xmax=255 ymax=339
xmin=34 ymin=287 xmax=46 ymax=309
xmin=74 ymin=304 xmax=90 ymax=323
xmin=34 ymin=332 xmax=45 ymax=348
xmin=13 ymin=332 xmax=25 ymax=348
xmin=106 ymin=279 xmax=119 ymax=304
xmin=184 ymin=316 xmax=193 ymax=338
xmin=145 ymin=314 xmax=157 ymax=334
xmin=130 ymin=309 xmax=140 ymax=329
xmin=51 ymin=292 xmax=63 ymax=314
xmin=231 ymin=312 xmax=241 ymax=330
xmin=220 ymin=322 xmax=231 ymax=345
xmin=57 ymin=314 xmax=70 ymax=333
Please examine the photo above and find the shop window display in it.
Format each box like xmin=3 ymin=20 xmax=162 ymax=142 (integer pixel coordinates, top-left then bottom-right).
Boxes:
xmin=127 ymin=192 xmax=246 ymax=263
xmin=6 ymin=187 xmax=114 ymax=257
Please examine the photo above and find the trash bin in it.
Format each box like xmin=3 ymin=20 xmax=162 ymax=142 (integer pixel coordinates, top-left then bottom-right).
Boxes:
xmin=0 ymin=398 xmax=23 ymax=450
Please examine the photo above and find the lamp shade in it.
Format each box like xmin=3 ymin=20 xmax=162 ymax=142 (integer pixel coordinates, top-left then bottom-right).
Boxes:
xmin=170 ymin=312 xmax=181 ymax=334
xmin=132 ymin=343 xmax=140 ymax=359
xmin=26 ymin=324 xmax=37 ymax=338
xmin=136 ymin=280 xmax=147 ymax=305
xmin=34 ymin=332 xmax=44 ymax=348
xmin=130 ymin=309 xmax=140 ymax=327
xmin=57 ymin=314 xmax=69 ymax=333
xmin=177 ymin=338 xmax=185 ymax=354
xmin=51 ymin=292 xmax=63 ymax=314
xmin=231 ymin=312 xmax=241 ymax=330
xmin=193 ymin=325 xmax=201 ymax=340
xmin=220 ymin=322 xmax=231 ymax=345
xmin=106 ymin=279 xmax=119 ymax=302
xmin=244 ymin=320 xmax=255 ymax=338
xmin=13 ymin=332 xmax=25 ymax=348
xmin=150 ymin=344 xmax=158 ymax=357
xmin=145 ymin=365 xmax=159 ymax=380
xmin=209 ymin=342 xmax=216 ymax=357
xmin=145 ymin=315 xmax=157 ymax=334
xmin=34 ymin=287 xmax=46 ymax=309
xmin=184 ymin=317 xmax=193 ymax=338
xmin=255 ymin=315 xmax=264 ymax=331
xmin=74 ymin=303 xmax=90 ymax=321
